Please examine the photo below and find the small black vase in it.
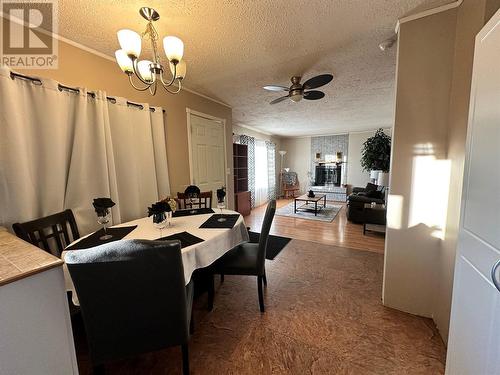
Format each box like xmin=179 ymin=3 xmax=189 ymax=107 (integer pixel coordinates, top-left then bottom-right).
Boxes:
xmin=308 ymin=190 xmax=315 ymax=198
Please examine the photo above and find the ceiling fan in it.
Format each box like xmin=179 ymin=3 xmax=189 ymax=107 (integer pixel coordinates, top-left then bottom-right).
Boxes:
xmin=263 ymin=74 xmax=333 ymax=105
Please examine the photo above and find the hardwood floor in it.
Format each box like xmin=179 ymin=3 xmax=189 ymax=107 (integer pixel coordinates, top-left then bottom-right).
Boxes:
xmin=245 ymin=199 xmax=385 ymax=254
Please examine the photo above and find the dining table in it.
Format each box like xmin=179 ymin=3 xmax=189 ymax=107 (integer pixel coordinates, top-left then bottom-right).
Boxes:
xmin=62 ymin=209 xmax=249 ymax=305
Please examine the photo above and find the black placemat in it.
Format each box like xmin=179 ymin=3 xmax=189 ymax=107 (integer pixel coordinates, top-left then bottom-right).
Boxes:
xmin=66 ymin=225 xmax=138 ymax=250
xmin=199 ymin=214 xmax=240 ymax=229
xmin=172 ymin=208 xmax=215 ymax=217
xmin=158 ymin=231 xmax=204 ymax=248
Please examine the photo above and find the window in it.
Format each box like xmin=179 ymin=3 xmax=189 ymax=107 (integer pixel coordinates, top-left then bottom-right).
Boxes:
xmin=254 ymin=140 xmax=269 ymax=206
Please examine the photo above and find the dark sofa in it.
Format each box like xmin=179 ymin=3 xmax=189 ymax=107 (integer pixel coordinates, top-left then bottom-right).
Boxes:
xmin=346 ymin=183 xmax=386 ymax=223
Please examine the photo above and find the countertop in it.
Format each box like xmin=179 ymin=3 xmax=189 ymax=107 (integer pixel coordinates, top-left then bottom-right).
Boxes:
xmin=0 ymin=228 xmax=63 ymax=286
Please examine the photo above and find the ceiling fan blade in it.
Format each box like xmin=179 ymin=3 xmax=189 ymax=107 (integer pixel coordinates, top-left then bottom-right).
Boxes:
xmin=303 ymin=90 xmax=325 ymax=100
xmin=270 ymin=95 xmax=290 ymax=105
xmin=302 ymin=74 xmax=333 ymax=90
xmin=263 ymin=85 xmax=289 ymax=92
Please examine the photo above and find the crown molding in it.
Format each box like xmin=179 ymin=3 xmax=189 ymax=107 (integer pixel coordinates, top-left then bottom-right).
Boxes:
xmin=233 ymin=123 xmax=275 ymax=136
xmin=395 ymin=0 xmax=463 ymax=33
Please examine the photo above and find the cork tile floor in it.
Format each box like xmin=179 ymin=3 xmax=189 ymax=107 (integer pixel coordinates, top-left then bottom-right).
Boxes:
xmin=74 ymin=239 xmax=446 ymax=374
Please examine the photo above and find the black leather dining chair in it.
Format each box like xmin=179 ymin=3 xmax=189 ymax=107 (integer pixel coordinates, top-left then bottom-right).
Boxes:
xmin=210 ymin=200 xmax=276 ymax=312
xmin=12 ymin=209 xmax=80 ymax=257
xmin=65 ymin=239 xmax=194 ymax=375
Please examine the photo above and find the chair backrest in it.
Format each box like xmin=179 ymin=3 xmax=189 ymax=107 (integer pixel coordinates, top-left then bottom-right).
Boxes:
xmin=12 ymin=209 xmax=80 ymax=257
xmin=282 ymin=172 xmax=299 ymax=189
xmin=177 ymin=191 xmax=213 ymax=209
xmin=65 ymin=239 xmax=189 ymax=366
xmin=257 ymin=200 xmax=276 ymax=272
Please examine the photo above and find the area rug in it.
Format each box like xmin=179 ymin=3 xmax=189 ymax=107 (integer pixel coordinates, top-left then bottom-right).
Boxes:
xmin=275 ymin=202 xmax=343 ymax=222
xmin=248 ymin=231 xmax=291 ymax=260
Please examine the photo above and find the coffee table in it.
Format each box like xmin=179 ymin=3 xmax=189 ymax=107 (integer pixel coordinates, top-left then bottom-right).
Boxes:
xmin=294 ymin=194 xmax=327 ymax=216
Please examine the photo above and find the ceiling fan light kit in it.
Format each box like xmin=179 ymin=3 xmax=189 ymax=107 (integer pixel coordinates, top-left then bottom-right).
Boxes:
xmin=264 ymin=74 xmax=333 ymax=104
xmin=115 ymin=7 xmax=186 ymax=95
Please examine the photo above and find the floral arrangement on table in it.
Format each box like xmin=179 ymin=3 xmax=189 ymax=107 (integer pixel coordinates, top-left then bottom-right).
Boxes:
xmin=162 ymin=197 xmax=177 ymax=212
xmin=148 ymin=201 xmax=171 ymax=224
xmin=92 ymin=197 xmax=115 ymax=217
xmin=216 ymin=187 xmax=226 ymax=203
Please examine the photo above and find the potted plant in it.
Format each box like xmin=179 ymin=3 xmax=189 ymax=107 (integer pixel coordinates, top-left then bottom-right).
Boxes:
xmin=361 ymin=129 xmax=391 ymax=185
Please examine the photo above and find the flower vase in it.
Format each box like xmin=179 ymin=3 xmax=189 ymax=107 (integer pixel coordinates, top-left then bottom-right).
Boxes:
xmin=166 ymin=211 xmax=173 ymax=227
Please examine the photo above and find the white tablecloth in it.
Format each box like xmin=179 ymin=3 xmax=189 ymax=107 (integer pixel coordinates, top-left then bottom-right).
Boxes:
xmin=63 ymin=209 xmax=249 ymax=305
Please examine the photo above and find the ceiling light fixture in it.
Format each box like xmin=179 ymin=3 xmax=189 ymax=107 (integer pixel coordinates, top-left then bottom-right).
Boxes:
xmin=379 ymin=34 xmax=398 ymax=51
xmin=115 ymin=7 xmax=186 ymax=95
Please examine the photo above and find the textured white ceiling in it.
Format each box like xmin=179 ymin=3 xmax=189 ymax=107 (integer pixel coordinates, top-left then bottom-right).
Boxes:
xmin=56 ymin=0 xmax=446 ymax=137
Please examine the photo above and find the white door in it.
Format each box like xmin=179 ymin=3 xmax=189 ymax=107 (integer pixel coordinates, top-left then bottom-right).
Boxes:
xmin=188 ymin=113 xmax=226 ymax=207
xmin=446 ymin=11 xmax=500 ymax=375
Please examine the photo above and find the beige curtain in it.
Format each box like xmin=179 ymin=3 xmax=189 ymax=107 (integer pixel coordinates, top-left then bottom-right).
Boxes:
xmin=107 ymin=97 xmax=170 ymax=223
xmin=0 ymin=66 xmax=170 ymax=235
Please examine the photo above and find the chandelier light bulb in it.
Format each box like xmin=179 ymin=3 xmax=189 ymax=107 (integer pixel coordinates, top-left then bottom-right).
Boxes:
xmin=163 ymin=36 xmax=184 ymax=63
xmin=117 ymin=29 xmax=142 ymax=58
xmin=115 ymin=50 xmax=133 ymax=74
xmin=137 ymin=60 xmax=154 ymax=82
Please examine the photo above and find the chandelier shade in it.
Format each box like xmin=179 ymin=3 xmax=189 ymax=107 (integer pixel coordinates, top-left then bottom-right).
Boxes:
xmin=115 ymin=50 xmax=133 ymax=74
xmin=137 ymin=60 xmax=154 ymax=82
xmin=115 ymin=8 xmax=186 ymax=96
xmin=117 ymin=29 xmax=142 ymax=58
xmin=163 ymin=36 xmax=184 ymax=63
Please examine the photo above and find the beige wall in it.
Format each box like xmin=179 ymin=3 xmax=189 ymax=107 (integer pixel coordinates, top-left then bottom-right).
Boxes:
xmin=19 ymin=40 xmax=234 ymax=208
xmin=280 ymin=137 xmax=312 ymax=194
xmin=383 ymin=0 xmax=500 ymax=343
xmin=347 ymin=129 xmax=392 ymax=188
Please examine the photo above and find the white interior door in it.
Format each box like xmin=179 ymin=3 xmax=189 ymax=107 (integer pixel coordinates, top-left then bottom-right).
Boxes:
xmin=446 ymin=11 xmax=500 ymax=375
xmin=188 ymin=113 xmax=226 ymax=207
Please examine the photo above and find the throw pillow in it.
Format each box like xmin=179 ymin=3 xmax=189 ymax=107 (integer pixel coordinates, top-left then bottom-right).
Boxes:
xmin=365 ymin=183 xmax=378 ymax=193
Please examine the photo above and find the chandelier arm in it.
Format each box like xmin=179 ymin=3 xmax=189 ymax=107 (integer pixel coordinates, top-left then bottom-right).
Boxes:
xmin=158 ymin=63 xmax=177 ymax=87
xmin=161 ymin=79 xmax=182 ymax=94
xmin=149 ymin=81 xmax=158 ymax=95
xmin=128 ymin=74 xmax=152 ymax=91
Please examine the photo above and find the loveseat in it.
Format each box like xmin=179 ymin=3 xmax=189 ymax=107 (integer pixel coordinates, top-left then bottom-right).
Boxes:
xmin=346 ymin=183 xmax=386 ymax=223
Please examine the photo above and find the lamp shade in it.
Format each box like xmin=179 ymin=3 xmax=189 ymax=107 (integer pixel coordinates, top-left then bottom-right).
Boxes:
xmin=163 ymin=36 xmax=184 ymax=63
xmin=170 ymin=59 xmax=187 ymax=80
xmin=115 ymin=50 xmax=133 ymax=74
xmin=278 ymin=150 xmax=287 ymax=156
xmin=117 ymin=29 xmax=142 ymax=58
xmin=137 ymin=60 xmax=153 ymax=82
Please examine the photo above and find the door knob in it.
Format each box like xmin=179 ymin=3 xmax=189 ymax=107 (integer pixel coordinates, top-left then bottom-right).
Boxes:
xmin=491 ymin=259 xmax=500 ymax=292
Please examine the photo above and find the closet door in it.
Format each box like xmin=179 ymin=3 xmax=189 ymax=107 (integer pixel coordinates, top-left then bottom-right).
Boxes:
xmin=446 ymin=9 xmax=500 ymax=375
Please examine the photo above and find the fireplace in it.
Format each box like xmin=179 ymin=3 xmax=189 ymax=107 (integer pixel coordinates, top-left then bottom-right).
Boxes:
xmin=315 ymin=164 xmax=342 ymax=186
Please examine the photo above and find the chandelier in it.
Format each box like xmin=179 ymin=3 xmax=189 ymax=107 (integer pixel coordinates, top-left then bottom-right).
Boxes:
xmin=114 ymin=7 xmax=186 ymax=95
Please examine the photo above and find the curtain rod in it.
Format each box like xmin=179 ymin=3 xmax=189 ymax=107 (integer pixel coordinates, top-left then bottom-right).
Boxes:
xmin=10 ymin=71 xmax=165 ymax=113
